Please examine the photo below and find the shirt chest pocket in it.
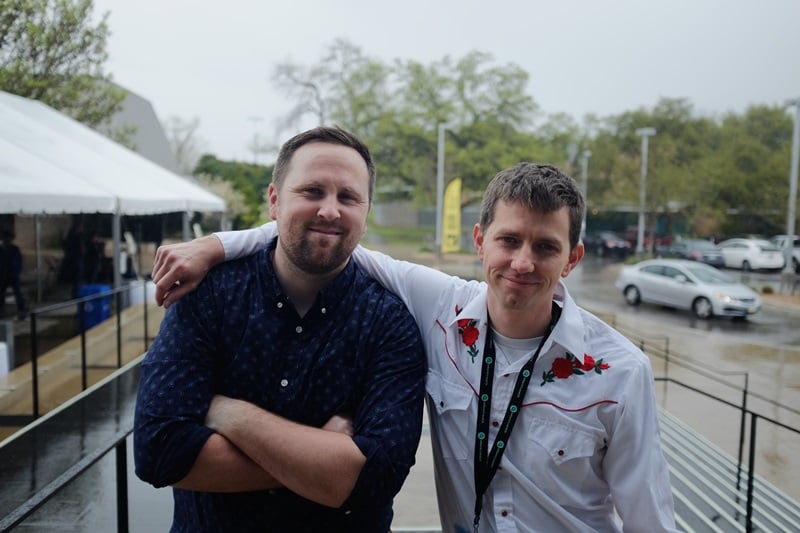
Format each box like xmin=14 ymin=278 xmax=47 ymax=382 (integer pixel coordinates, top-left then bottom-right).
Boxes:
xmin=426 ymin=370 xmax=475 ymax=461
xmin=523 ymin=418 xmax=606 ymax=503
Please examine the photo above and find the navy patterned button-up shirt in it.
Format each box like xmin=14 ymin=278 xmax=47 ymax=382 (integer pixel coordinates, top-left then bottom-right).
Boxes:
xmin=134 ymin=239 xmax=426 ymax=532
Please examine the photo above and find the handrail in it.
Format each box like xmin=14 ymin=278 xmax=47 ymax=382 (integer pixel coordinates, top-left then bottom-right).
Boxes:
xmin=24 ymin=280 xmax=153 ymax=419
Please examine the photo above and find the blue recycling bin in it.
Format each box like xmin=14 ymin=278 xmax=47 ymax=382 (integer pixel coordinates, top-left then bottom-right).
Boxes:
xmin=78 ymin=284 xmax=111 ymax=331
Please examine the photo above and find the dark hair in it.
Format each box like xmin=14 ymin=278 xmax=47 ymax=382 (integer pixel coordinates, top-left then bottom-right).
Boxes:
xmin=478 ymin=162 xmax=586 ymax=250
xmin=272 ymin=126 xmax=376 ymax=201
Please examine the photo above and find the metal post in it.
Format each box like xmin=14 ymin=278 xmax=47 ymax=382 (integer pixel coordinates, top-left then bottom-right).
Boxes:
xmin=116 ymin=440 xmax=130 ymax=533
xmin=435 ymin=123 xmax=447 ymax=261
xmin=635 ymin=128 xmax=656 ymax=255
xmin=249 ymin=116 xmax=263 ymax=165
xmin=580 ymin=150 xmax=592 ymax=240
xmin=784 ymin=99 xmax=799 ymax=272
xmin=112 ymin=208 xmax=121 ymax=290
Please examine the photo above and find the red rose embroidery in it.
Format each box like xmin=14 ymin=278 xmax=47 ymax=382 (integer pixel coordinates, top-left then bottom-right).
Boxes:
xmin=455 ymin=305 xmax=480 ymax=363
xmin=461 ymin=325 xmax=479 ymax=347
xmin=541 ymin=352 xmax=610 ymax=386
xmin=552 ymin=358 xmax=574 ymax=378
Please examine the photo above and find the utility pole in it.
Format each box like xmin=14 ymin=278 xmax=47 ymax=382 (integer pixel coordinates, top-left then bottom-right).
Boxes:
xmin=248 ymin=116 xmax=263 ymax=165
xmin=580 ymin=150 xmax=592 ymax=240
xmin=635 ymin=127 xmax=656 ymax=255
xmin=435 ymin=123 xmax=448 ymax=262
xmin=784 ymin=98 xmax=800 ymax=272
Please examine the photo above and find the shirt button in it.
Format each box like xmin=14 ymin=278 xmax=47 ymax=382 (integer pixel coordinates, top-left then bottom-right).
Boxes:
xmin=492 ymin=421 xmax=499 ymax=427
xmin=321 ymin=307 xmax=327 ymax=314
xmin=295 ymin=325 xmax=303 ymax=333
xmin=280 ymin=379 xmax=289 ymax=387
xmin=276 ymin=302 xmax=283 ymax=309
xmin=501 ymin=510 xmax=508 ymax=517
xmin=558 ymin=449 xmax=565 ymax=456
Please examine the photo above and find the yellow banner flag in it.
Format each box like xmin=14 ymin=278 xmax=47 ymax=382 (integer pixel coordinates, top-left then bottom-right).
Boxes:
xmin=442 ymin=178 xmax=462 ymax=253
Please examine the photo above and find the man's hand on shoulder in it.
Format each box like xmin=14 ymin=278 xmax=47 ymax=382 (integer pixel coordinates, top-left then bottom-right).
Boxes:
xmin=151 ymin=235 xmax=225 ymax=308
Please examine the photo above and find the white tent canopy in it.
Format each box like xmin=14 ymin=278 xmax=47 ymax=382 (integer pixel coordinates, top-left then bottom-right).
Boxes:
xmin=0 ymin=90 xmax=225 ymax=292
xmin=0 ymin=91 xmax=225 ymax=215
xmin=0 ymin=135 xmax=116 ymax=214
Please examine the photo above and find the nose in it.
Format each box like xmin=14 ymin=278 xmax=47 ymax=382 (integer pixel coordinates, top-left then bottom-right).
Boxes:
xmin=317 ymin=195 xmax=341 ymax=221
xmin=510 ymin=250 xmax=535 ymax=273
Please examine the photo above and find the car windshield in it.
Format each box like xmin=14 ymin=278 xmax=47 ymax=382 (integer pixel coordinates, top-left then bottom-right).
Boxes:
xmin=686 ymin=265 xmax=734 ymax=284
xmin=756 ymin=241 xmax=781 ymax=252
xmin=690 ymin=240 xmax=717 ymax=250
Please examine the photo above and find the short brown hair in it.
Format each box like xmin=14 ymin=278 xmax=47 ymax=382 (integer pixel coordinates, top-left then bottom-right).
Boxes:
xmin=478 ymin=163 xmax=586 ymax=250
xmin=272 ymin=126 xmax=376 ymax=201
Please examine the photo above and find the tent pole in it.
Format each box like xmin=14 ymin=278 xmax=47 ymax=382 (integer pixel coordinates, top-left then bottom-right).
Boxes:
xmin=182 ymin=211 xmax=191 ymax=241
xmin=35 ymin=215 xmax=42 ymax=303
xmin=113 ymin=207 xmax=121 ymax=289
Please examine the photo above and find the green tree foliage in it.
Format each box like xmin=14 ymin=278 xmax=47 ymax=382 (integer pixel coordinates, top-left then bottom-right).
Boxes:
xmin=264 ymin=40 xmax=795 ymax=238
xmin=193 ymin=155 xmax=272 ymax=229
xmin=0 ymin=0 xmax=126 ymax=128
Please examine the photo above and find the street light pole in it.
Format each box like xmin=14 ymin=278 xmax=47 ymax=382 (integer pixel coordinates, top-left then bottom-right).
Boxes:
xmin=249 ymin=116 xmax=263 ymax=165
xmin=635 ymin=127 xmax=656 ymax=255
xmin=784 ymin=99 xmax=800 ymax=272
xmin=580 ymin=150 xmax=592 ymax=239
xmin=435 ymin=123 xmax=448 ymax=262
xmin=786 ymin=100 xmax=799 ymax=237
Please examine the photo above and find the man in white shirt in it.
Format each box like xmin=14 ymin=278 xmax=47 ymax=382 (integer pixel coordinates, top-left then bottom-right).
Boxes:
xmin=151 ymin=162 xmax=677 ymax=532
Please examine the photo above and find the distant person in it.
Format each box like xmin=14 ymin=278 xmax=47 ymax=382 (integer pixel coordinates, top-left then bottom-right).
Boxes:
xmin=134 ymin=126 xmax=426 ymax=531
xmin=151 ymin=162 xmax=678 ymax=531
xmin=83 ymin=230 xmax=106 ymax=284
xmin=59 ymin=221 xmax=86 ymax=297
xmin=0 ymin=229 xmax=27 ymax=320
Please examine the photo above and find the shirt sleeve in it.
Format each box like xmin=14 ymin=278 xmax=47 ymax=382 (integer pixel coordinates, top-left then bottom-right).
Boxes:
xmin=133 ymin=281 xmax=219 ymax=488
xmin=216 ymin=222 xmax=275 ymax=260
xmin=216 ymin=223 xmax=468 ymax=328
xmin=602 ymin=359 xmax=679 ymax=532
xmin=351 ymin=245 xmax=472 ymax=327
xmin=342 ymin=293 xmax=427 ymax=510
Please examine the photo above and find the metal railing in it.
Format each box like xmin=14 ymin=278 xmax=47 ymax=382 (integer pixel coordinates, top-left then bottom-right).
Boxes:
xmin=2 ymin=281 xmax=155 ymax=424
xmin=612 ymin=321 xmax=800 ymax=531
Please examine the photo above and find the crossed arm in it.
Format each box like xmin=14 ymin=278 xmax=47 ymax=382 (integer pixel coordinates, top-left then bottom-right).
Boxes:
xmin=175 ymin=397 xmax=361 ymax=508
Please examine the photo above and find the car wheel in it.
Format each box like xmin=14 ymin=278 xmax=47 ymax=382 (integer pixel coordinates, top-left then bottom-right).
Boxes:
xmin=741 ymin=260 xmax=751 ymax=271
xmin=692 ymin=297 xmax=713 ymax=319
xmin=623 ymin=285 xmax=641 ymax=306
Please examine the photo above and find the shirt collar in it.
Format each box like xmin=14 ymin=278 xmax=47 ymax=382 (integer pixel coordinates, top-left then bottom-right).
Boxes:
xmin=548 ymin=282 xmax=587 ymax=359
xmin=261 ymin=236 xmax=357 ymax=314
xmin=444 ymin=280 xmax=587 ymax=358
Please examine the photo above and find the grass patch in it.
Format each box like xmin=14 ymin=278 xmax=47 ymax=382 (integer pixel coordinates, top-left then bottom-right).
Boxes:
xmin=365 ymin=224 xmax=433 ymax=247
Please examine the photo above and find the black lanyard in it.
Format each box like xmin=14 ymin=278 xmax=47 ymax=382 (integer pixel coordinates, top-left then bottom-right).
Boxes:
xmin=472 ymin=301 xmax=561 ymax=532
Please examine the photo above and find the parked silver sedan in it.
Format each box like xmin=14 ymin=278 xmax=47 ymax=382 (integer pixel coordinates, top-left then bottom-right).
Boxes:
xmin=615 ymin=259 xmax=762 ymax=319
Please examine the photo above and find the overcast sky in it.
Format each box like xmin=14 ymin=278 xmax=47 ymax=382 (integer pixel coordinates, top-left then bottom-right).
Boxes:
xmin=92 ymin=0 xmax=800 ymax=163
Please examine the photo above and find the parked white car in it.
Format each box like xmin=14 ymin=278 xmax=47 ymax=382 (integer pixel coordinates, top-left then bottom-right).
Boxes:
xmin=615 ymin=259 xmax=762 ymax=319
xmin=716 ymin=238 xmax=785 ymax=271
xmin=769 ymin=235 xmax=800 ymax=273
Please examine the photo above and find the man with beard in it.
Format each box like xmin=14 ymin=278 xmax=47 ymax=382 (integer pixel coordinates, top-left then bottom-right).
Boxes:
xmin=133 ymin=126 xmax=426 ymax=532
